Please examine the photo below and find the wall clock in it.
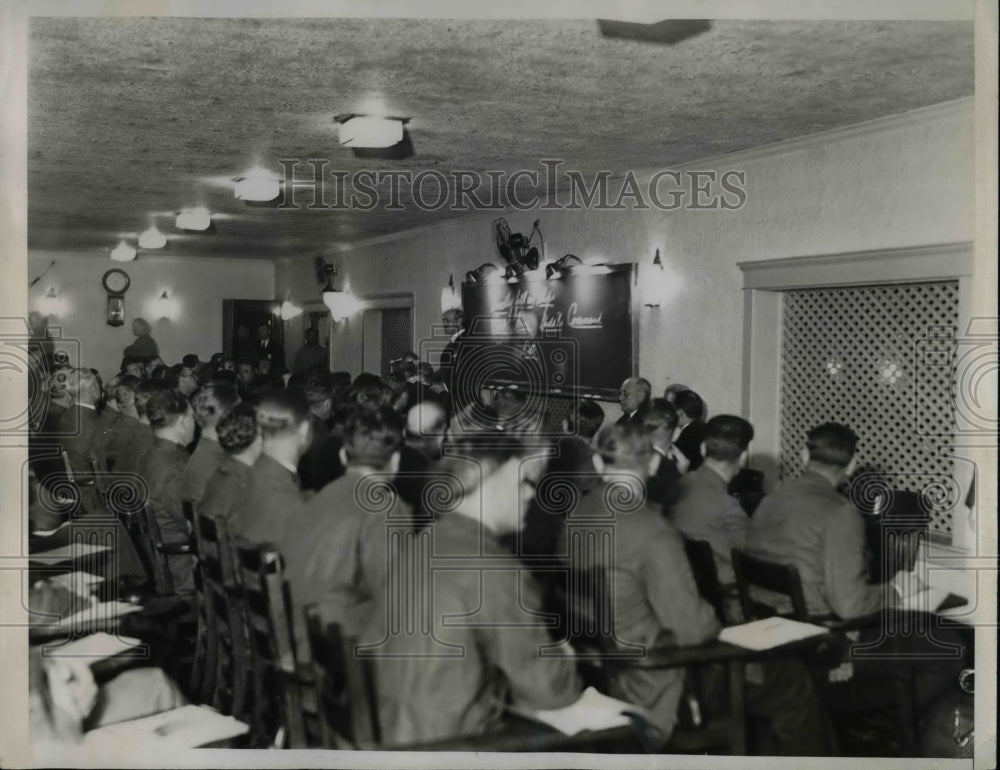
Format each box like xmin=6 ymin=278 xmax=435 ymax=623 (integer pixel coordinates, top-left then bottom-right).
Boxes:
xmin=102 ymin=268 xmax=131 ymax=327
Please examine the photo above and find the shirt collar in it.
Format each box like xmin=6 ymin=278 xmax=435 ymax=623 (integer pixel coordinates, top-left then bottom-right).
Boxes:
xmin=450 ymin=328 xmax=465 ymax=343
xmin=274 ymin=457 xmax=299 ymax=475
xmin=75 ymin=402 xmax=96 ymax=411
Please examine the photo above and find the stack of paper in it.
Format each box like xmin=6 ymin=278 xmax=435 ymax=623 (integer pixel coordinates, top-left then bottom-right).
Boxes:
xmin=82 ymin=705 xmax=249 ymax=749
xmin=56 ymin=601 xmax=142 ymax=629
xmin=510 ymin=686 xmax=644 ymax=736
xmin=29 ymin=543 xmax=110 ymax=564
xmin=718 ymin=617 xmax=828 ymax=651
xmin=43 ymin=632 xmax=143 ymax=662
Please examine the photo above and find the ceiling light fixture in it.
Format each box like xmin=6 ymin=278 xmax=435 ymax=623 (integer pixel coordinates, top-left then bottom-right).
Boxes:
xmin=175 ymin=207 xmax=213 ymax=231
xmin=234 ymin=166 xmax=281 ymax=202
xmin=335 ymin=113 xmax=410 ymax=149
xmin=110 ymin=240 xmax=137 ymax=262
xmin=138 ymin=225 xmax=167 ymax=249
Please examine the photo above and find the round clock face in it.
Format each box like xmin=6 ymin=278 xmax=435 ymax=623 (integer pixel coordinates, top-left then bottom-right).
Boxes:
xmin=102 ymin=268 xmax=131 ymax=295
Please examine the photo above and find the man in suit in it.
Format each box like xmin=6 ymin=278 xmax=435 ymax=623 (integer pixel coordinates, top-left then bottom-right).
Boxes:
xmin=358 ymin=407 xmax=582 ymax=746
xmin=643 ymin=397 xmax=687 ymax=508
xmin=281 ymin=406 xmax=405 ymax=646
xmin=669 ymin=414 xmax=753 ymax=586
xmin=228 ymin=388 xmax=310 ymax=545
xmin=295 ymin=371 xmax=336 ymax=491
xmin=393 ymin=399 xmax=449 ymax=527
xmin=291 ymin=326 xmax=329 ymax=374
xmin=255 ymin=323 xmax=285 ymax=373
xmin=137 ymin=388 xmax=197 ymax=594
xmin=198 ymin=403 xmax=263 ymax=524
xmin=438 ymin=308 xmax=465 ymax=391
xmin=183 ymin=381 xmax=240 ymax=504
xmin=746 ymin=423 xmax=964 ymax=729
xmin=672 ymin=389 xmax=709 ymax=471
xmin=616 ymin=376 xmax=651 ymax=426
xmin=113 ymin=380 xmax=166 ymax=475
xmin=561 ymin=423 xmax=830 ymax=753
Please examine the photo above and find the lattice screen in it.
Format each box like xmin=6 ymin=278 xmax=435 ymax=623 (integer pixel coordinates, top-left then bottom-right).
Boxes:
xmin=779 ymin=282 xmax=959 ymax=538
xmin=380 ymin=308 xmax=413 ymax=376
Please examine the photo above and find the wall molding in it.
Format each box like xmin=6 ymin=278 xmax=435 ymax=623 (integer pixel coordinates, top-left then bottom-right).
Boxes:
xmin=738 ymin=241 xmax=974 ymax=290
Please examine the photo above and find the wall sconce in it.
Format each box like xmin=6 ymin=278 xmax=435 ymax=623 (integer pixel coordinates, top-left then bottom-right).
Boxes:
xmin=643 ymin=249 xmax=667 ymax=308
xmin=138 ymin=225 xmax=167 ymax=249
xmin=465 ymin=263 xmax=500 ymax=285
xmin=234 ymin=166 xmax=281 ymax=203
xmin=441 ymin=274 xmax=462 ymax=313
xmin=153 ymin=289 xmax=181 ymax=321
xmin=321 ymin=264 xmax=359 ymax=321
xmin=545 ymin=254 xmax=582 ymax=280
xmin=38 ymin=287 xmax=64 ymax=317
xmin=280 ymin=293 xmax=303 ymax=321
xmin=110 ymin=240 xmax=137 ymax=262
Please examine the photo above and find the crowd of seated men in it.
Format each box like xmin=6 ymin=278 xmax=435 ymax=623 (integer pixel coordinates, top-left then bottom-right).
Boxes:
xmin=25 ymin=344 xmax=970 ymax=756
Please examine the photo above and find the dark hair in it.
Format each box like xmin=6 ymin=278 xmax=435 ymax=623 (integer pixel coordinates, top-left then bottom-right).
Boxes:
xmin=113 ymin=374 xmax=140 ymax=408
xmin=595 ymin=421 xmax=653 ymax=468
xmin=342 ymin=406 xmax=404 ymax=469
xmin=190 ymin=381 xmax=240 ymax=428
xmin=571 ymin=398 xmax=606 ymax=439
xmin=806 ymin=423 xmax=859 ymax=468
xmin=217 ymin=401 xmax=259 ymax=453
xmin=300 ymin=371 xmax=333 ymax=407
xmin=135 ymin=378 xmax=172 ymax=418
xmin=446 ymin=404 xmax=527 ymax=467
xmin=703 ymin=415 xmax=754 ymax=462
xmin=351 ymin=382 xmax=390 ymax=411
xmin=255 ymin=388 xmax=310 ymax=438
xmin=145 ymin=388 xmax=190 ymax=429
xmin=353 ymin=372 xmax=382 ymax=390
xmin=643 ymin=397 xmax=679 ymax=433
xmin=213 ymin=370 xmax=238 ymax=385
xmin=673 ymin=389 xmax=705 ymax=421
xmin=182 ymin=354 xmax=200 ymax=368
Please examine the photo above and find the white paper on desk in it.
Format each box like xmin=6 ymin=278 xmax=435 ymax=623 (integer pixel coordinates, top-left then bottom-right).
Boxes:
xmin=509 ymin=686 xmax=643 ymax=736
xmin=48 ymin=571 xmax=105 ymax=589
xmin=43 ymin=632 xmax=142 ymax=662
xmin=30 ymin=542 xmax=110 ymax=564
xmin=82 ymin=705 xmax=249 ymax=749
xmin=58 ymin=601 xmax=142 ymax=628
xmin=900 ymin=585 xmax=964 ymax=613
xmin=719 ymin=617 xmax=828 ymax=651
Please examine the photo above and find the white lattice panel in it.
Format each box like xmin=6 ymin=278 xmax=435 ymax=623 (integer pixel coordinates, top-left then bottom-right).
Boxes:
xmin=779 ymin=282 xmax=959 ymax=537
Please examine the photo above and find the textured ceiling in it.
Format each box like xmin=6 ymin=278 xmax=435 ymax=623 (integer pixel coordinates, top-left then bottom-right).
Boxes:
xmin=28 ymin=17 xmax=973 ymax=259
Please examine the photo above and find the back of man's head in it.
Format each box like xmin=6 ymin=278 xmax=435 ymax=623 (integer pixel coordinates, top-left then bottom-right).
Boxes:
xmin=145 ymin=388 xmax=190 ymax=430
xmin=66 ymin=368 xmax=102 ymax=405
xmin=570 ymin=399 xmax=605 ymax=440
xmin=256 ymin=388 xmax=310 ymax=440
xmin=673 ymin=389 xmax=705 ymax=421
xmin=134 ymin=378 xmax=171 ymax=419
xmin=595 ymin=421 xmax=653 ymax=472
xmin=643 ymin=397 xmax=679 ymax=433
xmin=343 ymin=406 xmax=404 ymax=470
xmin=217 ymin=401 xmax=259 ymax=454
xmin=113 ymin=375 xmax=140 ymax=409
xmin=806 ymin=422 xmax=859 ymax=468
xmin=190 ymin=381 xmax=240 ymax=429
xmin=703 ymin=415 xmax=754 ymax=463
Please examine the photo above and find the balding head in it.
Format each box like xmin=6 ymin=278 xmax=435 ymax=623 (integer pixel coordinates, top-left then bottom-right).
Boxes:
xmin=66 ymin=368 xmax=102 ymax=406
xmin=405 ymin=400 xmax=449 ymax=458
xmin=619 ymin=376 xmax=652 ymax=415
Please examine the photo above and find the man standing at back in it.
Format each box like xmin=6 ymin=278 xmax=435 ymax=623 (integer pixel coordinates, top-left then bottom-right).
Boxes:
xmin=669 ymin=415 xmax=753 ymax=586
xmin=229 ymin=389 xmax=310 ymax=545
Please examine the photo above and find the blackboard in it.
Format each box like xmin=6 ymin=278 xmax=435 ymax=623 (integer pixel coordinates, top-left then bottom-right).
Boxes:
xmin=458 ymin=263 xmax=636 ymax=400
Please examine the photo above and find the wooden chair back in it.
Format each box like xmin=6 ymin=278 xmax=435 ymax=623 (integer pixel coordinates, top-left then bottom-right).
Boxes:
xmin=234 ymin=541 xmax=305 ymax=748
xmin=730 ymin=548 xmax=809 ymax=620
xmin=304 ymin=606 xmax=377 ymax=749
xmin=682 ymin=537 xmax=725 ymax=621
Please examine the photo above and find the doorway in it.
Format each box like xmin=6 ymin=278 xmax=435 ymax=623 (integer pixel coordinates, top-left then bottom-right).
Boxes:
xmin=362 ymin=305 xmax=413 ymax=376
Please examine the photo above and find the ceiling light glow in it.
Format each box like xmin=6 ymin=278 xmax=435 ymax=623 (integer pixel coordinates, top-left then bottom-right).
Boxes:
xmin=175 ymin=207 xmax=212 ymax=231
xmin=110 ymin=240 xmax=137 ymax=262
xmin=234 ymin=166 xmax=281 ymax=202
xmin=336 ymin=114 xmax=408 ymax=149
xmin=138 ymin=225 xmax=167 ymax=249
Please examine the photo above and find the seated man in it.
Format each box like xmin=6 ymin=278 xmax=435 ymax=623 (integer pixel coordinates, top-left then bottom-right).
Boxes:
xmin=672 ymin=389 xmax=708 ymax=472
xmin=669 ymin=414 xmax=753 ymax=587
xmin=393 ymin=399 xmax=449 ymax=526
xmin=94 ymin=376 xmax=141 ymax=468
xmin=616 ymin=376 xmax=651 ymax=426
xmin=644 ymin=397 xmax=688 ymax=508
xmin=228 ymin=389 xmax=310 ymax=545
xmin=137 ymin=388 xmax=197 ymax=594
xmin=295 ymin=371 xmax=335 ymax=491
xmin=198 ymin=402 xmax=263 ymax=524
xmin=113 ymin=379 xmax=166 ymax=475
xmin=746 ymin=422 xmax=884 ymax=619
xmin=746 ymin=422 xmax=964 ymax=721
xmin=564 ymin=397 xmax=605 ymax=444
xmin=358 ymin=408 xmax=582 ymax=745
xmin=280 ymin=406 xmax=406 ymax=641
xmin=183 ymin=381 xmax=240 ymax=504
xmin=560 ymin=423 xmax=830 ymax=753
